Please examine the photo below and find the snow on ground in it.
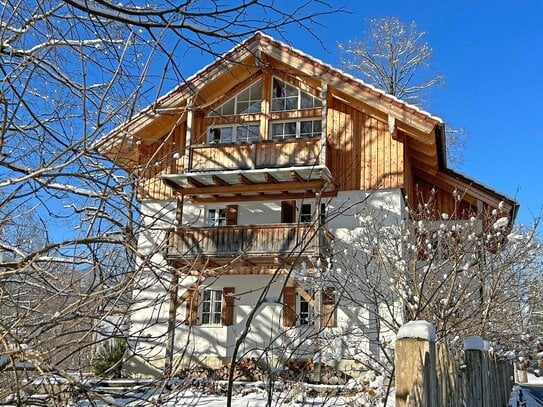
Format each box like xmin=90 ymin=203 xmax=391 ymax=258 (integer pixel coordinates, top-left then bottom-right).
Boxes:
xmin=71 ymin=382 xmax=396 ymax=407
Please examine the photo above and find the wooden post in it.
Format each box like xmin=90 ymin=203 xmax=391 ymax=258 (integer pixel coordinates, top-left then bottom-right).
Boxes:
xmin=395 ymin=321 xmax=438 ymax=407
xmin=463 ymin=336 xmax=484 ymax=407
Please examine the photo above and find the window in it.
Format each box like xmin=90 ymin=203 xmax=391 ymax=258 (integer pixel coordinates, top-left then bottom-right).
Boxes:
xmin=270 ymin=119 xmax=321 ymax=140
xmin=207 ymin=123 xmax=259 ymax=144
xmin=209 ymin=80 xmax=262 ymax=116
xmin=201 ymin=290 xmax=222 ymax=325
xmin=298 ymin=294 xmax=312 ymax=325
xmin=207 ymin=208 xmax=227 ymax=226
xmin=300 ymin=204 xmax=312 ymax=223
xmin=300 ymin=203 xmax=326 ymax=224
xmin=271 ymin=77 xmax=322 ymax=111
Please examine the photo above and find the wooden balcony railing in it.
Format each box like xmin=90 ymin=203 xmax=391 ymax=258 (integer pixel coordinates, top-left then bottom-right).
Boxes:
xmin=189 ymin=137 xmax=322 ymax=172
xmin=166 ymin=224 xmax=331 ymax=261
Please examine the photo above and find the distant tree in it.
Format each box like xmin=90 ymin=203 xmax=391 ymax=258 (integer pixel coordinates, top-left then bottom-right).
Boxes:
xmin=339 ymin=17 xmax=466 ymax=165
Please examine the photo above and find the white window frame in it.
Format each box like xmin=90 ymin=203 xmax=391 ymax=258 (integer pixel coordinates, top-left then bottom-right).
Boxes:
xmin=269 ymin=119 xmax=322 ymax=141
xmin=207 ymin=123 xmax=260 ymax=144
xmin=299 ymin=202 xmax=327 ymax=224
xmin=207 ymin=208 xmax=227 ymax=227
xmin=208 ymin=80 xmax=262 ymax=117
xmin=297 ymin=293 xmax=313 ymax=326
xmin=201 ymin=289 xmax=222 ymax=325
xmin=271 ymin=77 xmax=322 ymax=112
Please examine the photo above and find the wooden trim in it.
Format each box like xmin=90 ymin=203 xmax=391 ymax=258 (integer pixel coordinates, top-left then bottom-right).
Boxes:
xmin=281 ymin=201 xmax=296 ymax=223
xmin=283 ymin=287 xmax=296 ymax=327
xmin=322 ymin=287 xmax=336 ymax=328
xmin=226 ymin=204 xmax=238 ymax=225
xmin=185 ymin=288 xmax=199 ymax=326
xmin=221 ymin=287 xmax=235 ymax=326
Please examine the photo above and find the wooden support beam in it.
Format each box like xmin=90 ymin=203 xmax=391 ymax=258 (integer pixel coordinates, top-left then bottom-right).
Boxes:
xmin=239 ymin=174 xmax=254 ymax=184
xmin=212 ymin=175 xmax=230 ymax=186
xmin=290 ymin=170 xmax=305 ymax=183
xmin=264 ymin=172 xmax=279 ymax=183
xmin=187 ymin=176 xmax=207 ymax=188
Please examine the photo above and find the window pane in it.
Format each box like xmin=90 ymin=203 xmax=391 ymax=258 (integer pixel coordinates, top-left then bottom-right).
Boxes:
xmin=285 ymin=122 xmax=297 ymax=135
xmin=271 ymin=123 xmax=283 ymax=137
xmin=250 ymin=81 xmax=262 ymax=99
xmin=207 ymin=209 xmax=216 ymax=226
xmin=248 ymin=125 xmax=260 ymax=141
xmin=222 ymin=99 xmax=235 ymax=115
xmin=220 ymin=127 xmax=233 ymax=143
xmin=285 ymin=82 xmax=298 ymax=97
xmin=313 ymin=120 xmax=322 ymax=132
xmin=271 ymin=99 xmax=284 ymax=111
xmin=301 ymin=93 xmax=314 ymax=109
xmin=247 ymin=101 xmax=260 ymax=113
xmin=272 ymin=78 xmax=283 ymax=97
xmin=237 ymin=88 xmax=250 ymax=102
xmin=300 ymin=121 xmax=312 ymax=134
xmin=237 ymin=101 xmax=249 ymax=114
xmin=284 ymin=97 xmax=297 ymax=110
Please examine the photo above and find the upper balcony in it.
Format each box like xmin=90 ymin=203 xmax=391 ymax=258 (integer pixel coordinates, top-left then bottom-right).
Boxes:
xmin=161 ymin=137 xmax=335 ymax=202
xmin=188 ymin=137 xmax=322 ymax=172
xmin=165 ymin=223 xmax=333 ymax=274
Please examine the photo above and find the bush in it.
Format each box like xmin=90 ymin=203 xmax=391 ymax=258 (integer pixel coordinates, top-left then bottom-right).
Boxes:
xmin=92 ymin=338 xmax=127 ymax=378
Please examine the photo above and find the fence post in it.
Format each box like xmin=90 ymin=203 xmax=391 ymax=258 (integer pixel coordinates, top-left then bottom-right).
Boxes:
xmin=463 ymin=336 xmax=484 ymax=407
xmin=395 ymin=321 xmax=438 ymax=407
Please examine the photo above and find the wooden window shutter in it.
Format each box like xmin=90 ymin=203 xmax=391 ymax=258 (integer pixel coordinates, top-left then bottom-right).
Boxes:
xmin=226 ymin=205 xmax=238 ymax=225
xmin=185 ymin=288 xmax=199 ymax=326
xmin=222 ymin=287 xmax=235 ymax=326
xmin=322 ymin=287 xmax=336 ymax=328
xmin=282 ymin=287 xmax=296 ymax=327
xmin=281 ymin=201 xmax=296 ymax=223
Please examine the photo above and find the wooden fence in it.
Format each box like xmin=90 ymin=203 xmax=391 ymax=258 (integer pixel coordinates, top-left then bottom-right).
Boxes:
xmin=395 ymin=323 xmax=514 ymax=407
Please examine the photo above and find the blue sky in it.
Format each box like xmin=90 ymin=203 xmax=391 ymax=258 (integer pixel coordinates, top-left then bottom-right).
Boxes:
xmin=178 ymin=1 xmax=542 ymax=226
xmin=297 ymin=1 xmax=543 ymax=226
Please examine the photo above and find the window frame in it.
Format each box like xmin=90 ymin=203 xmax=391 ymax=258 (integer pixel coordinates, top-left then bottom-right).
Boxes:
xmin=271 ymin=77 xmax=322 ymax=112
xmin=297 ymin=293 xmax=313 ymax=326
xmin=201 ymin=289 xmax=223 ymax=326
xmin=208 ymin=79 xmax=262 ymax=117
xmin=269 ymin=119 xmax=322 ymax=141
xmin=207 ymin=122 xmax=260 ymax=145
xmin=207 ymin=208 xmax=227 ymax=227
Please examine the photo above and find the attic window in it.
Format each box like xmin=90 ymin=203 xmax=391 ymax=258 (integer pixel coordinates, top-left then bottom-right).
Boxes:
xmin=209 ymin=80 xmax=262 ymax=116
xmin=271 ymin=77 xmax=322 ymax=111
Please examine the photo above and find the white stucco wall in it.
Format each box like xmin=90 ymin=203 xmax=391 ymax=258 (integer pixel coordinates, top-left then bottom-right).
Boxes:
xmin=128 ymin=189 xmax=406 ymax=374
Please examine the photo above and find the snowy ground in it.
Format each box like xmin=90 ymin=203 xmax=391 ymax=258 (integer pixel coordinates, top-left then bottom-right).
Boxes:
xmin=508 ymin=373 xmax=543 ymax=407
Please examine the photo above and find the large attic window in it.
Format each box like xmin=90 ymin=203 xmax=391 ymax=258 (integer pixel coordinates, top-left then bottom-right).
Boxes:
xmin=271 ymin=77 xmax=322 ymax=111
xmin=208 ymin=80 xmax=262 ymax=116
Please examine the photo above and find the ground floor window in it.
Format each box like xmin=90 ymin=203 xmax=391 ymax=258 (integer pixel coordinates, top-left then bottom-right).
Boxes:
xmin=201 ymin=289 xmax=222 ymax=325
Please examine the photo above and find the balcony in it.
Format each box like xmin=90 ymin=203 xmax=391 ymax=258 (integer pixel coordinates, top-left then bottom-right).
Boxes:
xmin=189 ymin=137 xmax=322 ymax=172
xmin=166 ymin=224 xmax=332 ymax=273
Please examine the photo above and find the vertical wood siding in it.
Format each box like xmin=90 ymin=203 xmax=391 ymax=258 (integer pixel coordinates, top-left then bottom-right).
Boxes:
xmin=326 ymin=98 xmax=404 ymax=191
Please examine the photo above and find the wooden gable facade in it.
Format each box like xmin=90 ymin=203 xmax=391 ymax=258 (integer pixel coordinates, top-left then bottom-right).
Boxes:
xmin=101 ymin=32 xmax=517 ymax=223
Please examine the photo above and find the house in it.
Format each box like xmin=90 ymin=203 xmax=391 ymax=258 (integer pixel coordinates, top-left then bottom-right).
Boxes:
xmin=100 ymin=32 xmax=518 ymax=377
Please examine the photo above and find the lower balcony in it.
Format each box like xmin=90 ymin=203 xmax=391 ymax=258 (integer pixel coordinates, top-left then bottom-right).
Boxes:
xmin=166 ymin=224 xmax=332 ymax=274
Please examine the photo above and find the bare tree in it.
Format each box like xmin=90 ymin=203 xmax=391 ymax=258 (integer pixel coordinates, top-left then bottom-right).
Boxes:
xmin=339 ymin=17 xmax=443 ymax=105
xmin=0 ymin=0 xmax=341 ymax=403
xmin=339 ymin=17 xmax=467 ymax=165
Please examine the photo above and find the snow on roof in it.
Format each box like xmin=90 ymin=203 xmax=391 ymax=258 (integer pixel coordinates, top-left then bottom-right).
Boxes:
xmin=146 ymin=32 xmax=444 ymax=124
xmin=254 ymin=32 xmax=443 ymax=124
xmin=464 ymin=336 xmax=485 ymax=351
xmin=396 ymin=320 xmax=436 ymax=342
